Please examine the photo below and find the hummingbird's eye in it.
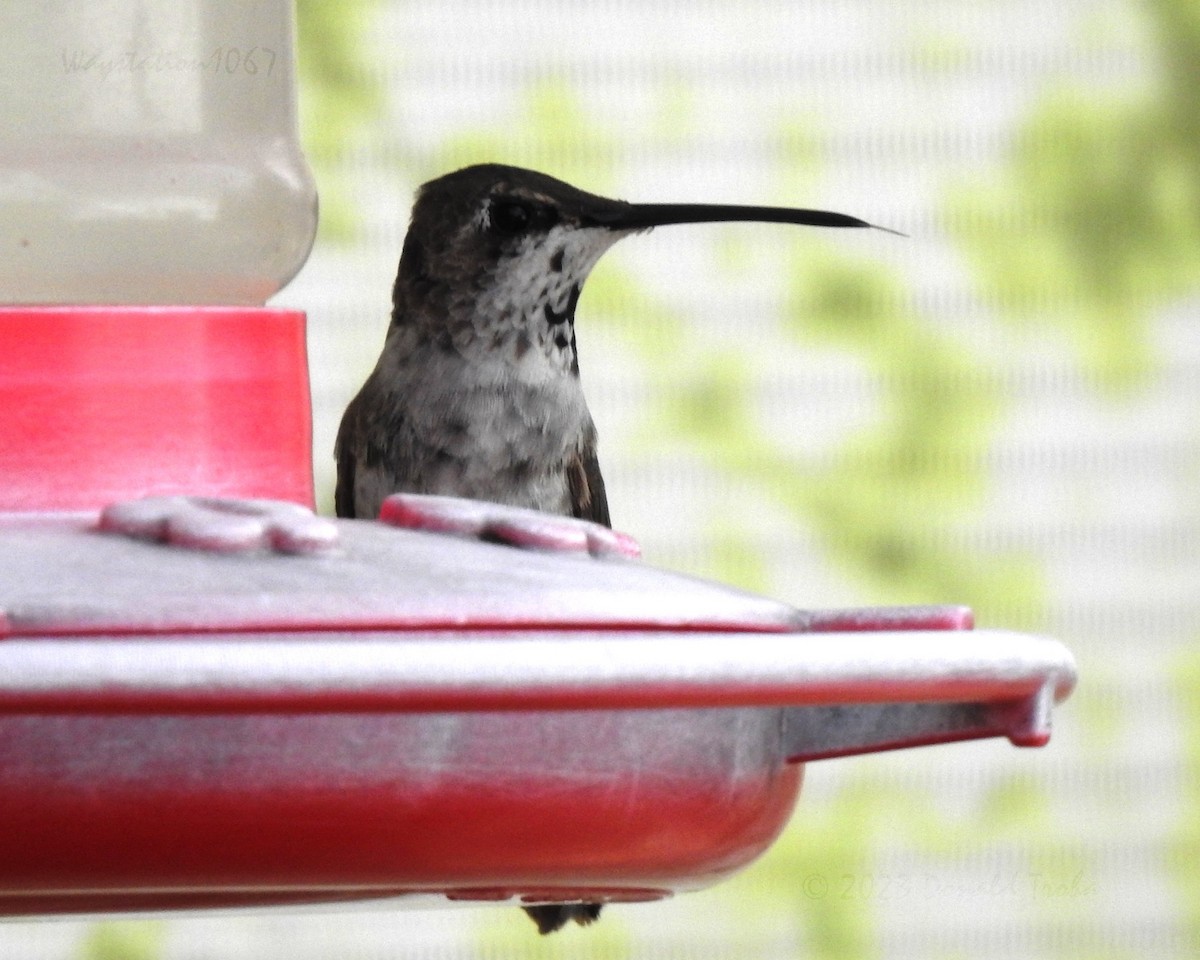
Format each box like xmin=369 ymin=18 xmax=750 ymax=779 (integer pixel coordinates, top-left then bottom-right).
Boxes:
xmin=487 ymin=198 xmax=558 ymax=237
xmin=489 ymin=200 xmax=532 ymax=235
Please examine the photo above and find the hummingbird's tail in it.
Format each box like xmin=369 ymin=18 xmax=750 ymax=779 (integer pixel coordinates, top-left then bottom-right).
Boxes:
xmin=523 ymin=902 xmax=603 ymax=934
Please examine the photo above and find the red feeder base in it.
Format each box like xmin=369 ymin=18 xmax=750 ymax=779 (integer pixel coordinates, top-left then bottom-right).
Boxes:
xmin=0 ymin=306 xmax=313 ymax=511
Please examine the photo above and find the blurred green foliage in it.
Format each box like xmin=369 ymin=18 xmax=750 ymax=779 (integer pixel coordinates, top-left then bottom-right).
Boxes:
xmin=438 ymin=82 xmax=622 ymax=191
xmin=782 ymin=246 xmax=1043 ymax=624
xmin=295 ymin=0 xmax=382 ymax=241
xmin=722 ymin=774 xmax=1054 ymax=960
xmin=948 ymin=0 xmax=1200 ymax=389
xmin=78 ymin=923 xmax=164 ymax=960
xmin=1171 ymin=650 xmax=1200 ymax=953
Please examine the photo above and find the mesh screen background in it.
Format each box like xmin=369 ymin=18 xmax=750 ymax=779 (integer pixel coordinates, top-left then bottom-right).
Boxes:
xmin=4 ymin=1 xmax=1198 ymax=958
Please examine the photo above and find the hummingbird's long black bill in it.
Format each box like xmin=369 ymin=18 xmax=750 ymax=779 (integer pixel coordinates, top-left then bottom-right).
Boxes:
xmin=590 ymin=202 xmax=905 ymax=237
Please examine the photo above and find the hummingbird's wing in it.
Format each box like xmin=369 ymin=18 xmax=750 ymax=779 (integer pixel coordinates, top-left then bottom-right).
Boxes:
xmin=566 ymin=446 xmax=610 ymax=528
xmin=334 ymin=395 xmax=362 ymax=519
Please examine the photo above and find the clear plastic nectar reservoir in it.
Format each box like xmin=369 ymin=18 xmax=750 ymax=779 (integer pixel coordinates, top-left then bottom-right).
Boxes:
xmin=0 ymin=1 xmax=317 ymax=305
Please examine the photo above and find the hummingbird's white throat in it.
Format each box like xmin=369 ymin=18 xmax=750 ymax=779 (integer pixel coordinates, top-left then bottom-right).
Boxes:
xmin=475 ymin=222 xmax=627 ymax=377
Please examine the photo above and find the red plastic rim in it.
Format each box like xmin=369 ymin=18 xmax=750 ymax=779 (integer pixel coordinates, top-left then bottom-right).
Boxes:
xmin=0 ymin=306 xmax=313 ymax=511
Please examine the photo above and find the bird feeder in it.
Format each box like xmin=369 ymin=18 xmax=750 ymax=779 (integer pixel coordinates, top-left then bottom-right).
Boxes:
xmin=0 ymin=1 xmax=1076 ymax=923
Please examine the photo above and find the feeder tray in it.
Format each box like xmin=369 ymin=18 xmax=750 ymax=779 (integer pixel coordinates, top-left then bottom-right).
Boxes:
xmin=0 ymin=493 xmax=1076 ymax=917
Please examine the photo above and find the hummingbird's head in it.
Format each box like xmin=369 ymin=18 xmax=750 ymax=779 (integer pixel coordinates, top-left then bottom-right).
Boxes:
xmin=390 ymin=163 xmax=897 ymax=374
xmin=392 ymin=164 xmax=640 ymax=373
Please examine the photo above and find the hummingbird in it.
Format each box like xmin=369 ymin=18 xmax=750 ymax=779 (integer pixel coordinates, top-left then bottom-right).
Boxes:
xmin=334 ymin=163 xmax=894 ymax=933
